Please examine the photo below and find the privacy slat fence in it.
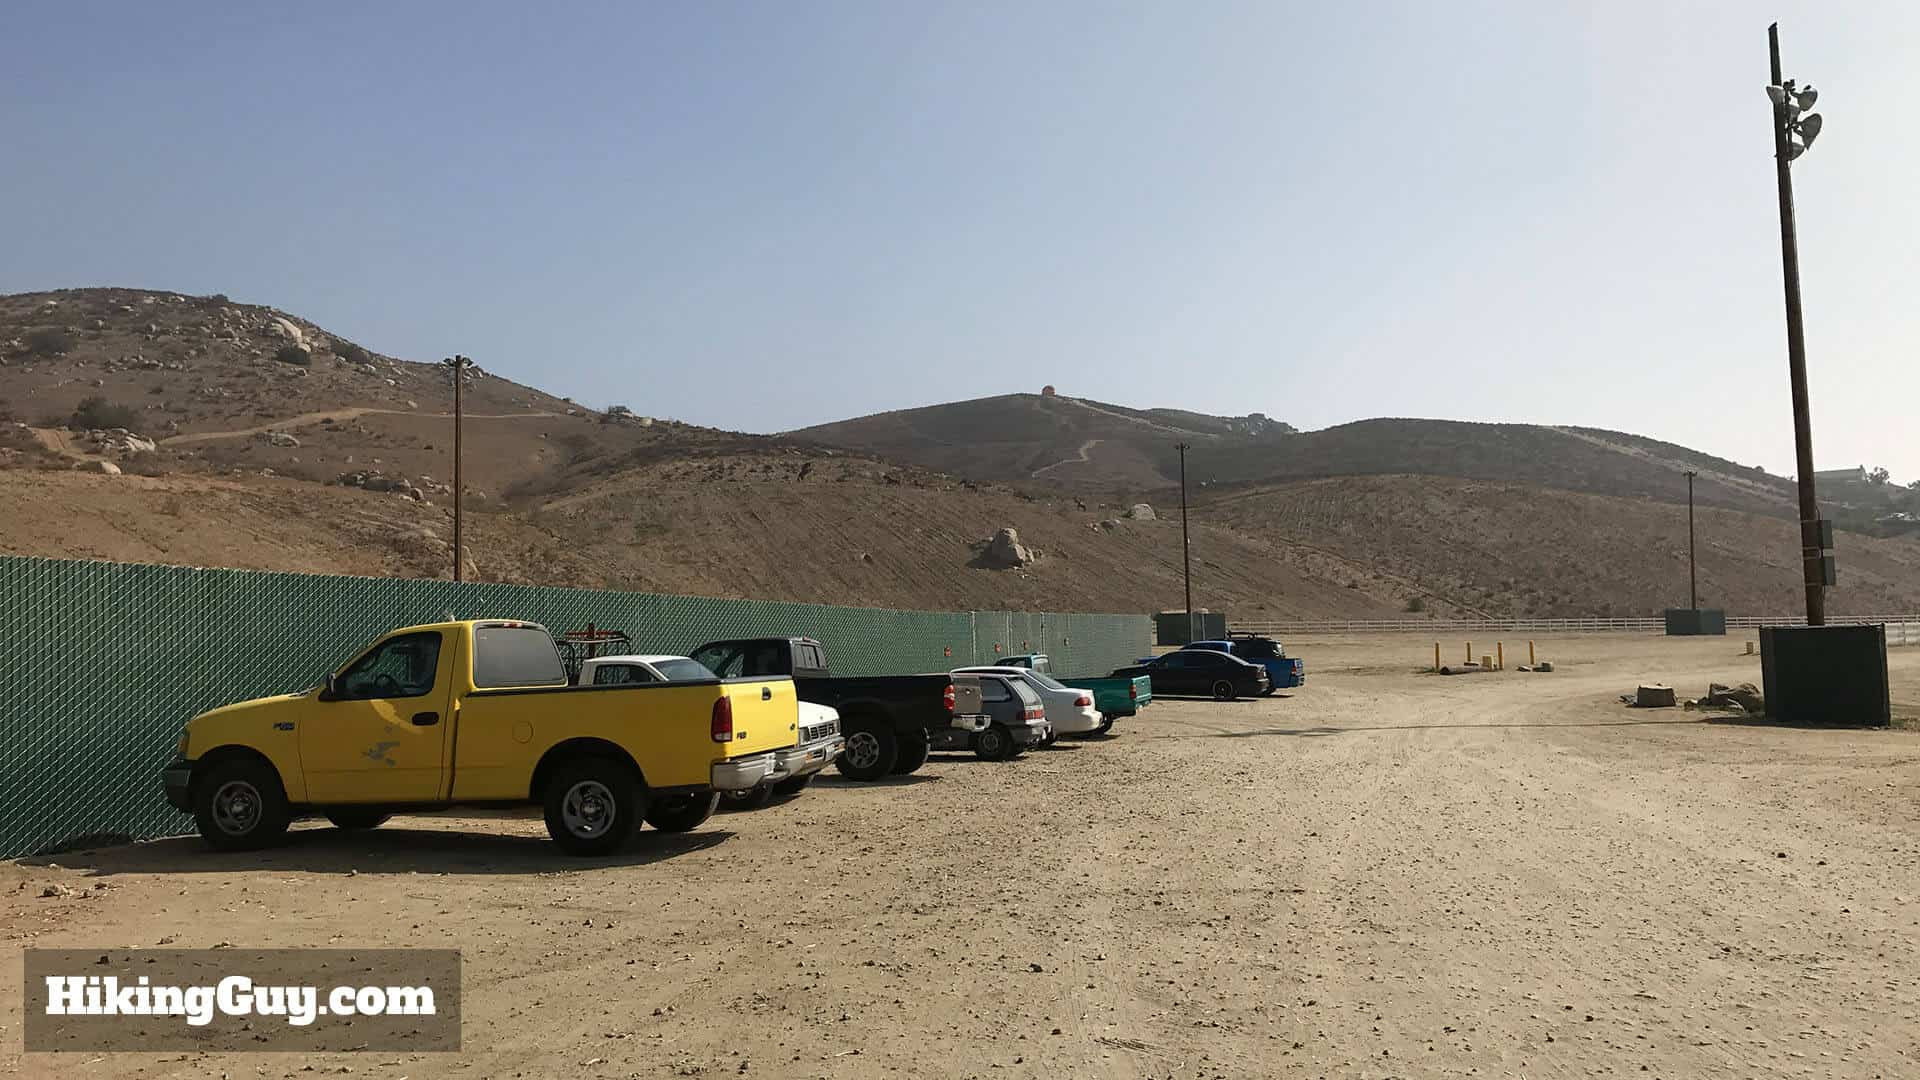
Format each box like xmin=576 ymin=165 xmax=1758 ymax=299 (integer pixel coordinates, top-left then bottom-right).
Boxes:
xmin=0 ymin=556 xmax=1150 ymax=858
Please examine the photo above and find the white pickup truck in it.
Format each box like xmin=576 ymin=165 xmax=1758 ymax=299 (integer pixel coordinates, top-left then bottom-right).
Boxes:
xmin=579 ymin=654 xmax=844 ymax=808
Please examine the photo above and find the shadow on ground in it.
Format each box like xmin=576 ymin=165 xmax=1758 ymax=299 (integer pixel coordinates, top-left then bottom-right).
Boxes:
xmin=20 ymin=823 xmax=734 ymax=878
xmin=812 ymin=772 xmax=940 ymax=789
xmin=1147 ymin=717 xmax=1710 ymax=740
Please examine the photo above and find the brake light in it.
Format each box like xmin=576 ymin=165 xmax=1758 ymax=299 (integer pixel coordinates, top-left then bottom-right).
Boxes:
xmin=711 ymin=696 xmax=734 ymax=743
xmin=1025 ymin=706 xmax=1044 ymax=721
xmin=1129 ymin=683 xmax=1138 ymax=701
xmin=944 ymin=683 xmax=956 ymax=712
xmin=1075 ymin=694 xmax=1092 ymax=707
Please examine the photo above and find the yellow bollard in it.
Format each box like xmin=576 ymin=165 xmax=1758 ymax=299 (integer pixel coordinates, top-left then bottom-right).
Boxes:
xmin=1481 ymin=654 xmax=1494 ymax=670
xmin=1434 ymin=642 xmax=1441 ymax=671
xmin=1497 ymin=642 xmax=1504 ymax=671
xmin=1529 ymin=640 xmax=1536 ymax=666
xmin=1466 ymin=641 xmax=1473 ymax=664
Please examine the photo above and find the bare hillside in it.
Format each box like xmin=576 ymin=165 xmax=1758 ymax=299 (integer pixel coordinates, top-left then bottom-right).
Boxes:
xmin=795 ymin=395 xmax=1799 ymax=517
xmin=1206 ymin=476 xmax=1920 ymax=618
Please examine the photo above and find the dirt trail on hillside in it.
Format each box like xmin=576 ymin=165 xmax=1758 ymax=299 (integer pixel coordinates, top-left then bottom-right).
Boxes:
xmin=160 ymin=407 xmax=562 ymax=446
xmin=5 ymin=634 xmax=1918 ymax=1079
xmin=25 ymin=427 xmax=109 ymax=463
xmin=1549 ymin=426 xmax=1786 ymax=503
xmin=1031 ymin=438 xmax=1104 ymax=477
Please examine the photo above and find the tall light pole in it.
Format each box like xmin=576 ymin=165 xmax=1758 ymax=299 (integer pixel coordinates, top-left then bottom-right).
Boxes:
xmin=1176 ymin=442 xmax=1194 ymax=642
xmin=1684 ymin=470 xmax=1698 ymax=610
xmin=1766 ymin=23 xmax=1830 ymax=625
xmin=442 ymin=355 xmax=471 ymax=582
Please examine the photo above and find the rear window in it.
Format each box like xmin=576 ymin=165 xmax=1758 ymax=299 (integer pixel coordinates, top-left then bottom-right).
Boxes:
xmin=473 ymin=625 xmax=568 ymax=688
xmin=654 ymin=658 xmax=716 ymax=682
xmin=1029 ymin=672 xmax=1068 ymax=691
xmin=1010 ymin=681 xmax=1043 ymax=705
xmin=591 ymin=663 xmax=653 ymax=686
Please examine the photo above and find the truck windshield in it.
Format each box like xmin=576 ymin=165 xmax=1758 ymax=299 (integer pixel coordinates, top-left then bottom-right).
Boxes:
xmin=474 ymin=625 xmax=568 ymax=688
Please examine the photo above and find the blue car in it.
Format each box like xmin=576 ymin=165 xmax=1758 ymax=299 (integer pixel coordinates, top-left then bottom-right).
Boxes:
xmin=1183 ymin=636 xmax=1303 ymax=691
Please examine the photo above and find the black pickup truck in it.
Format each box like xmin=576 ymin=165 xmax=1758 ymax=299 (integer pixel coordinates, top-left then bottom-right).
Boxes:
xmin=691 ymin=637 xmax=977 ymax=781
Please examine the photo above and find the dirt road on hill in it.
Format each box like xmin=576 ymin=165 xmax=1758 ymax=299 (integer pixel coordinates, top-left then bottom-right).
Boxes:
xmin=6 ymin=634 xmax=1918 ymax=1078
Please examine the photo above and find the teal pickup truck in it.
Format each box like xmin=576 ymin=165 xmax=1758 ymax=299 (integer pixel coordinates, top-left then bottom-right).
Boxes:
xmin=999 ymin=654 xmax=1152 ymax=730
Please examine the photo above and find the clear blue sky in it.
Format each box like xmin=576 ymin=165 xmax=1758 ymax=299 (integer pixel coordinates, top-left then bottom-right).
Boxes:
xmin=6 ymin=2 xmax=1918 ymax=479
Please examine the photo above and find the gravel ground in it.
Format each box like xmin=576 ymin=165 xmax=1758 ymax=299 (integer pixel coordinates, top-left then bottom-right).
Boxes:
xmin=5 ymin=633 xmax=1918 ymax=1079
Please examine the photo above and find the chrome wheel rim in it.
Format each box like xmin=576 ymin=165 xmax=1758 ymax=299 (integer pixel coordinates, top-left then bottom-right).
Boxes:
xmin=211 ymin=780 xmax=262 ymax=835
xmin=845 ymin=731 xmax=881 ymax=769
xmin=561 ymin=780 xmax=616 ymax=838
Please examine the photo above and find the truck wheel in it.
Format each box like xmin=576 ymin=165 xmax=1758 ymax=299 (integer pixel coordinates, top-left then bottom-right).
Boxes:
xmin=889 ymin=729 xmax=930 ymax=774
xmin=973 ymin=724 xmax=1016 ymax=761
xmin=324 ymin=810 xmax=391 ymax=830
xmin=193 ymin=758 xmax=291 ymax=851
xmin=646 ymin=792 xmax=720 ymax=833
xmin=836 ymin=725 xmax=898 ymax=781
xmin=772 ymin=774 xmax=813 ymax=797
xmin=543 ymin=758 xmax=642 ymax=855
xmin=720 ymin=785 xmax=775 ymax=812
xmin=1211 ymin=680 xmax=1237 ymax=702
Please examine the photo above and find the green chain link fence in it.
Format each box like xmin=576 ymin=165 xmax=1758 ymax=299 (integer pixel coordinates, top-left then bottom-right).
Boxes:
xmin=0 ymin=555 xmax=1150 ymax=858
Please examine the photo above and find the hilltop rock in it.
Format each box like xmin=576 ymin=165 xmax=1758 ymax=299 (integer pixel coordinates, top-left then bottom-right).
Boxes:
xmin=79 ymin=459 xmax=121 ymax=475
xmin=261 ymin=431 xmax=300 ymax=448
xmin=982 ymin=527 xmax=1034 ymax=568
xmin=1127 ymin=503 xmax=1156 ymax=521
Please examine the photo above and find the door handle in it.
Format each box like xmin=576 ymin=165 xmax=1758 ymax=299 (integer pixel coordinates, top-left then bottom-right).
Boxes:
xmin=761 ymin=687 xmax=772 ymax=701
xmin=411 ymin=712 xmax=440 ymax=726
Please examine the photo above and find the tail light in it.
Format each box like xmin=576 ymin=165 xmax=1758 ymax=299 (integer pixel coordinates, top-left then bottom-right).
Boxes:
xmin=1025 ymin=705 xmax=1044 ymax=721
xmin=943 ymin=683 xmax=956 ymax=712
xmin=1129 ymin=683 xmax=1138 ymax=701
xmin=711 ymin=696 xmax=734 ymax=743
xmin=1074 ymin=694 xmax=1092 ymax=707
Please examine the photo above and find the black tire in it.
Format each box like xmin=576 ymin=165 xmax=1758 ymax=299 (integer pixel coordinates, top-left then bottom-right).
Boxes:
xmin=542 ymin=757 xmax=642 ymax=855
xmin=720 ymin=785 xmax=775 ymax=812
xmin=772 ymin=773 xmax=813 ymax=797
xmin=1211 ymin=679 xmax=1237 ymax=702
xmin=1041 ymin=729 xmax=1058 ymax=748
xmin=1095 ymin=716 xmax=1115 ymax=735
xmin=324 ymin=810 xmax=391 ymax=830
xmin=836 ymin=722 xmax=899 ymax=781
xmin=974 ymin=724 xmax=1016 ymax=761
xmin=890 ymin=729 xmax=930 ymax=774
xmin=645 ymin=792 xmax=721 ymax=833
xmin=193 ymin=757 xmax=292 ymax=851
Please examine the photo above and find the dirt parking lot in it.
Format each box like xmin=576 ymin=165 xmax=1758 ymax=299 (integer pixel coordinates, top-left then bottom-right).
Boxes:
xmin=6 ymin=633 xmax=1919 ymax=1079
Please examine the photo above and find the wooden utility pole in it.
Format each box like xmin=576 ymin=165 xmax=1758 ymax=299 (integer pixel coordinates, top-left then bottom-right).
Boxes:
xmin=1767 ymin=23 xmax=1828 ymax=625
xmin=1177 ymin=442 xmax=1194 ymax=642
xmin=443 ymin=355 xmax=471 ymax=582
xmin=1685 ymin=471 xmax=1698 ymax=610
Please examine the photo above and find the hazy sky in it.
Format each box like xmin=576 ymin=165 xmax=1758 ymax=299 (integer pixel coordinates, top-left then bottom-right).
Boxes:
xmin=6 ymin=3 xmax=1917 ymax=479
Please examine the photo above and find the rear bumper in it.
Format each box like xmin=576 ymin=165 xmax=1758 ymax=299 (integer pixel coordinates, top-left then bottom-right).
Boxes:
xmin=1008 ymin=721 xmax=1052 ymax=747
xmin=771 ymin=735 xmax=845 ymax=782
xmin=711 ymin=752 xmax=777 ymax=792
xmin=1052 ymin=706 xmax=1102 ymax=734
xmin=950 ymin=713 xmax=989 ymax=733
xmin=162 ymin=759 xmax=194 ymax=812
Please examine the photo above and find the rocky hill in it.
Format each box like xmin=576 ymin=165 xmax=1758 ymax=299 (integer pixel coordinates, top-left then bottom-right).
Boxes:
xmin=5 ymin=287 xmax=1918 ymax=620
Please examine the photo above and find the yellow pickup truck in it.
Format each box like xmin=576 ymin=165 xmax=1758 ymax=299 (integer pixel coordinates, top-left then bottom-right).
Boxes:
xmin=160 ymin=620 xmax=800 ymax=854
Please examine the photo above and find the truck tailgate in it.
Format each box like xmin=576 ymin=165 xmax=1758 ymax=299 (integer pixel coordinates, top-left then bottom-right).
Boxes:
xmin=716 ymin=677 xmax=800 ymax=759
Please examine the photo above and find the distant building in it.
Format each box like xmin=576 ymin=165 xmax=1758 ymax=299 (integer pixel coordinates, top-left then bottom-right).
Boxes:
xmin=1814 ymin=466 xmax=1868 ymax=486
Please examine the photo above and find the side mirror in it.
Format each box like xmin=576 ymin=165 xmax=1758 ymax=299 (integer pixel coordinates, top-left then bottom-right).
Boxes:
xmin=319 ymin=674 xmax=339 ymax=701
